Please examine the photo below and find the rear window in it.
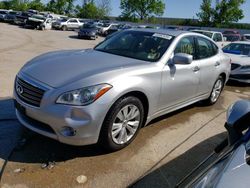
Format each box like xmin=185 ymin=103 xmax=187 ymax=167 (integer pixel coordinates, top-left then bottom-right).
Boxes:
xmin=223 ymin=43 xmax=250 ymax=55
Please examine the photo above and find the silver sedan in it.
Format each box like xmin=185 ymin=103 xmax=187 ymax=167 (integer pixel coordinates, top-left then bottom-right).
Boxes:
xmin=222 ymin=41 xmax=250 ymax=83
xmin=14 ymin=29 xmax=231 ymax=151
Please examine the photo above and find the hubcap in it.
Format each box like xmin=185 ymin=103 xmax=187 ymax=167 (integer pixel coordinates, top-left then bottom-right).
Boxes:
xmin=211 ymin=79 xmax=223 ymax=103
xmin=111 ymin=104 xmax=141 ymax=145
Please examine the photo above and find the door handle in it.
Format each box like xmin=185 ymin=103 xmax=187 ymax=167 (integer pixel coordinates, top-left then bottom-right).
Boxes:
xmin=193 ymin=66 xmax=200 ymax=72
xmin=215 ymin=61 xmax=220 ymax=67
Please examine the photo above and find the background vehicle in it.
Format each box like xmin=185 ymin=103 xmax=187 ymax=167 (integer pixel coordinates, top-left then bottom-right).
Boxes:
xmin=242 ymin=34 xmax=250 ymax=41
xmin=4 ymin=11 xmax=21 ymax=23
xmin=0 ymin=9 xmax=9 ymax=21
xmin=176 ymin=100 xmax=250 ymax=188
xmin=52 ymin=18 xmax=83 ymax=31
xmin=105 ymin=24 xmax=133 ymax=36
xmin=98 ymin=23 xmax=118 ymax=36
xmin=78 ymin=23 xmax=99 ymax=39
xmin=25 ymin=14 xmax=52 ymax=30
xmin=14 ymin=29 xmax=230 ymax=151
xmin=14 ymin=11 xmax=33 ymax=26
xmin=192 ymin=29 xmax=228 ymax=48
xmin=222 ymin=41 xmax=250 ymax=83
xmin=223 ymin=30 xmax=242 ymax=42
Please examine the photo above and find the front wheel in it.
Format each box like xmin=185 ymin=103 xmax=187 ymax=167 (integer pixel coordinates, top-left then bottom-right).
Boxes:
xmin=99 ymin=96 xmax=144 ymax=151
xmin=203 ymin=76 xmax=224 ymax=105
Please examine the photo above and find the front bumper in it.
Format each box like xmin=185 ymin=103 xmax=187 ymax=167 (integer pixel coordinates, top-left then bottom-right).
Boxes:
xmin=14 ymin=76 xmax=109 ymax=146
xmin=229 ymin=68 xmax=250 ymax=83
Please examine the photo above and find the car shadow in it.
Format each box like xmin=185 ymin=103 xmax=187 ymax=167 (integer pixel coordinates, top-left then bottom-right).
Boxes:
xmin=129 ymin=132 xmax=228 ymax=188
xmin=226 ymin=80 xmax=250 ymax=87
xmin=68 ymin=35 xmax=95 ymax=40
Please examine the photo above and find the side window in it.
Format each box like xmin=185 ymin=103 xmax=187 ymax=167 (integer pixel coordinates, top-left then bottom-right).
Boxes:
xmin=174 ymin=37 xmax=195 ymax=58
xmin=213 ymin=33 xmax=223 ymax=42
xmin=196 ymin=37 xmax=216 ymax=59
xmin=69 ymin=19 xmax=77 ymax=23
xmin=211 ymin=41 xmax=219 ymax=54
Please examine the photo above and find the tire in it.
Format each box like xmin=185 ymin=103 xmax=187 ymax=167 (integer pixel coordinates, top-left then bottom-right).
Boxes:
xmin=99 ymin=96 xmax=144 ymax=151
xmin=203 ymin=76 xmax=224 ymax=105
xmin=62 ymin=25 xmax=67 ymax=31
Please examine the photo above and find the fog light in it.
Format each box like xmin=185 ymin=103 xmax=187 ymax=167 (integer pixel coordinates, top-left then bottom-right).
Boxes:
xmin=60 ymin=126 xmax=76 ymax=137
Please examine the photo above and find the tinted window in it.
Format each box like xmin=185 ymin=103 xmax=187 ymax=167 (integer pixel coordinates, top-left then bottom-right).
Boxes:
xmin=223 ymin=43 xmax=250 ymax=55
xmin=69 ymin=19 xmax=77 ymax=23
xmin=174 ymin=37 xmax=195 ymax=58
xmin=213 ymin=33 xmax=222 ymax=42
xmin=196 ymin=37 xmax=215 ymax=59
xmin=95 ymin=31 xmax=174 ymax=62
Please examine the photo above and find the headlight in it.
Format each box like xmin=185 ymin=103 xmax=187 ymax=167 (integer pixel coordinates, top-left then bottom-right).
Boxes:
xmin=56 ymin=84 xmax=112 ymax=106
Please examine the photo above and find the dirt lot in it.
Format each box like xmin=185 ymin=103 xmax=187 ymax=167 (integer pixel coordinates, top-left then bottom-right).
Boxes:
xmin=0 ymin=23 xmax=250 ymax=188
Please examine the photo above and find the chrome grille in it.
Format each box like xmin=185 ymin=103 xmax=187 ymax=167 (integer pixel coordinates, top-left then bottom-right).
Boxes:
xmin=15 ymin=77 xmax=45 ymax=107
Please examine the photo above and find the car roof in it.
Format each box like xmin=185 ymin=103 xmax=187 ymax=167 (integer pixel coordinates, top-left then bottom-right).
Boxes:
xmin=130 ymin=28 xmax=189 ymax=37
xmin=191 ymin=29 xmax=221 ymax=34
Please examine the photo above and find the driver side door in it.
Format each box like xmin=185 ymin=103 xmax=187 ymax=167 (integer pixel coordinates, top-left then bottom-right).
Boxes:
xmin=159 ymin=36 xmax=200 ymax=110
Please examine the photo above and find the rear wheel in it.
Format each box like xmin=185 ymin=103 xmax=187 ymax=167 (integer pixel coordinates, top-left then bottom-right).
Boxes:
xmin=204 ymin=76 xmax=224 ymax=105
xmin=62 ymin=25 xmax=67 ymax=31
xmin=99 ymin=96 xmax=144 ymax=151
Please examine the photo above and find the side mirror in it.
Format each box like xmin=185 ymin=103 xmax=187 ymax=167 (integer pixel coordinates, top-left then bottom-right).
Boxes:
xmin=173 ymin=53 xmax=193 ymax=65
xmin=225 ymin=100 xmax=250 ymax=146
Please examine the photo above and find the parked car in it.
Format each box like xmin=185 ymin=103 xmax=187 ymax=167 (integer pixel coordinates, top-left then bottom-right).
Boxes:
xmin=0 ymin=9 xmax=9 ymax=21
xmin=52 ymin=18 xmax=83 ymax=31
xmin=14 ymin=29 xmax=231 ymax=151
xmin=14 ymin=11 xmax=33 ymax=26
xmin=4 ymin=11 xmax=21 ymax=23
xmin=242 ymin=34 xmax=250 ymax=42
xmin=222 ymin=41 xmax=250 ymax=83
xmin=223 ymin=30 xmax=241 ymax=42
xmin=99 ymin=23 xmax=118 ymax=36
xmin=105 ymin=24 xmax=132 ymax=36
xmin=192 ymin=30 xmax=228 ymax=48
xmin=78 ymin=24 xmax=99 ymax=39
xmin=25 ymin=14 xmax=52 ymax=30
xmin=176 ymin=99 xmax=250 ymax=188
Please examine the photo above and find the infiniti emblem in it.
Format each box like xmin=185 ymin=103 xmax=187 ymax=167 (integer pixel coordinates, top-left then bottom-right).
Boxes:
xmin=16 ymin=84 xmax=24 ymax=95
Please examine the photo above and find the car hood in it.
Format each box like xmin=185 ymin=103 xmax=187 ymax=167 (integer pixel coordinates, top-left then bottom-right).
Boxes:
xmin=21 ymin=49 xmax=147 ymax=88
xmin=225 ymin=53 xmax=250 ymax=66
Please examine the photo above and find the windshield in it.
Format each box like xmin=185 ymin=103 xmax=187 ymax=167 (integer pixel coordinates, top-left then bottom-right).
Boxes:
xmin=244 ymin=35 xmax=250 ymax=40
xmin=31 ymin=15 xmax=45 ymax=20
xmin=223 ymin=43 xmax=250 ymax=55
xmin=95 ymin=31 xmax=174 ymax=62
xmin=193 ymin=31 xmax=213 ymax=38
xmin=9 ymin=11 xmax=18 ymax=15
xmin=224 ymin=35 xmax=241 ymax=42
xmin=103 ymin=23 xmax=110 ymax=27
xmin=82 ymin=24 xmax=96 ymax=29
xmin=0 ymin=11 xmax=7 ymax=14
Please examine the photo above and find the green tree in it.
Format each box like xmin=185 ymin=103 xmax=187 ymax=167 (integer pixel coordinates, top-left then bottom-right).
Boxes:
xmin=28 ymin=0 xmax=45 ymax=11
xmin=196 ymin=0 xmax=213 ymax=26
xmin=78 ymin=2 xmax=99 ymax=18
xmin=197 ymin=0 xmax=245 ymax=27
xmin=120 ymin=0 xmax=165 ymax=20
xmin=213 ymin=0 xmax=245 ymax=25
xmin=46 ymin=0 xmax=75 ymax=15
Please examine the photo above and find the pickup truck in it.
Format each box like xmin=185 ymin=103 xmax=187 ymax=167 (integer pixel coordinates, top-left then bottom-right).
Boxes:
xmin=52 ymin=18 xmax=84 ymax=31
xmin=192 ymin=29 xmax=228 ymax=48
